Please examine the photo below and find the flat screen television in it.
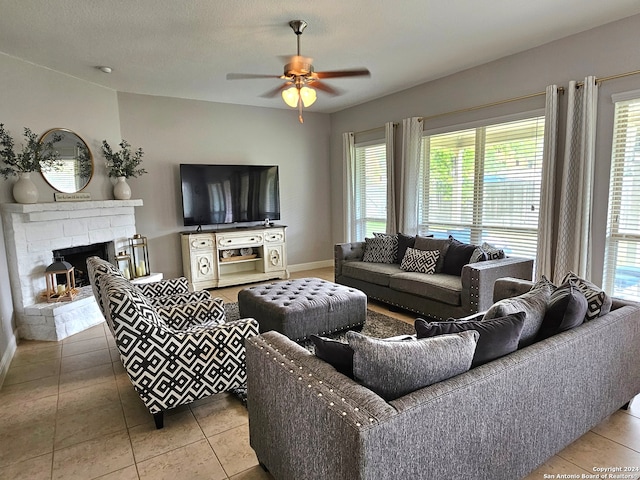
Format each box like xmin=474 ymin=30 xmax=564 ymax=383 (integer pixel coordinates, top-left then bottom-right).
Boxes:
xmin=180 ymin=164 xmax=280 ymax=227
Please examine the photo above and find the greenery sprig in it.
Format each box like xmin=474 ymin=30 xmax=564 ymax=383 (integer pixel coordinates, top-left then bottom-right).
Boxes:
xmin=0 ymin=123 xmax=62 ymax=179
xmin=101 ymin=139 xmax=147 ymax=178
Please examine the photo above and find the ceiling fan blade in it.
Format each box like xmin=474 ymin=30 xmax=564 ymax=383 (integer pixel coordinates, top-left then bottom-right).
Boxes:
xmin=226 ymin=73 xmax=281 ymax=80
xmin=311 ymin=80 xmax=341 ymax=96
xmin=260 ymin=83 xmax=290 ymax=98
xmin=314 ymin=68 xmax=371 ymax=79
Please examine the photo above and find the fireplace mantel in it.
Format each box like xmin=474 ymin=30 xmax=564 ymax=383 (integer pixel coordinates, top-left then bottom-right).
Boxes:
xmin=1 ymin=199 xmax=143 ymax=340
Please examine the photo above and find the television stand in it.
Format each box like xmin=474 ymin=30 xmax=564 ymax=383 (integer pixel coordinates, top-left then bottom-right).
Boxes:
xmin=180 ymin=225 xmax=289 ymax=290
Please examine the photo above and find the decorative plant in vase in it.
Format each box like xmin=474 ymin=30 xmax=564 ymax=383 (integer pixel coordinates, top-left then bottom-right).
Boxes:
xmin=0 ymin=123 xmax=62 ymax=204
xmin=101 ymin=139 xmax=147 ymax=200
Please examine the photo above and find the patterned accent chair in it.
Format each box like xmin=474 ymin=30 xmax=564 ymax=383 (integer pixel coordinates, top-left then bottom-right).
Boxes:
xmin=101 ymin=272 xmax=259 ymax=428
xmin=86 ymin=256 xmax=214 ymax=334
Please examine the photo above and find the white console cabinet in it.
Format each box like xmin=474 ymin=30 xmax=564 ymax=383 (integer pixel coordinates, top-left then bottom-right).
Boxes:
xmin=181 ymin=225 xmax=289 ymax=290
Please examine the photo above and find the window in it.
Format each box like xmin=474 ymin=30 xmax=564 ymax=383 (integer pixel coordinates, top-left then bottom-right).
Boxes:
xmin=420 ymin=115 xmax=545 ymax=258
xmin=353 ymin=141 xmax=387 ymax=240
xmin=604 ymin=96 xmax=640 ymax=300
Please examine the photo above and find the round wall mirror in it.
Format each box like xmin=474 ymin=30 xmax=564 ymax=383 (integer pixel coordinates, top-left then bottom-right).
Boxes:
xmin=39 ymin=128 xmax=93 ymax=193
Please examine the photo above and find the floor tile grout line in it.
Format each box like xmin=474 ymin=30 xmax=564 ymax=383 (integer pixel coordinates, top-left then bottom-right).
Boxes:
xmin=588 ymin=429 xmax=640 ymax=455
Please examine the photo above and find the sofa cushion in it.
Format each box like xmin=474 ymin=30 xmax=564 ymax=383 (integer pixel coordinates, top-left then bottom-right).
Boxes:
xmin=400 ymin=247 xmax=439 ymax=274
xmin=341 ymin=261 xmax=403 ymax=287
xmin=443 ymin=236 xmax=477 ymax=276
xmin=396 ymin=233 xmax=417 ymax=264
xmin=483 ymin=276 xmax=555 ymax=348
xmin=362 ymin=235 xmax=398 ymax=264
xmin=310 ymin=335 xmax=355 ymax=378
xmin=561 ymin=272 xmax=612 ymax=321
xmin=414 ymin=236 xmax=451 ymax=273
xmin=346 ymin=329 xmax=479 ymax=401
xmin=536 ymin=281 xmax=587 ymax=341
xmin=414 ymin=312 xmax=526 ymax=367
xmin=389 ymin=272 xmax=462 ymax=306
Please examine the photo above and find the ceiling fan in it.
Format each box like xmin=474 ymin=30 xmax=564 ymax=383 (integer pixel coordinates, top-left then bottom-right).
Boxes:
xmin=226 ymin=20 xmax=371 ymax=123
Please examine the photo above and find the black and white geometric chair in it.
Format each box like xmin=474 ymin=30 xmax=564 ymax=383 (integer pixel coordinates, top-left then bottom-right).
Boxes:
xmin=86 ymin=256 xmax=214 ymax=334
xmin=102 ymin=272 xmax=259 ymax=428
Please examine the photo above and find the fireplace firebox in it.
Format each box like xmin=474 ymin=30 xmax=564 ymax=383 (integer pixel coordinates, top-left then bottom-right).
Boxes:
xmin=52 ymin=242 xmax=116 ymax=287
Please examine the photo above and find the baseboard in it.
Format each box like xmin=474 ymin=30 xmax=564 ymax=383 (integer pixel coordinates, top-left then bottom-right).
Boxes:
xmin=0 ymin=327 xmax=18 ymax=389
xmin=288 ymin=259 xmax=333 ymax=273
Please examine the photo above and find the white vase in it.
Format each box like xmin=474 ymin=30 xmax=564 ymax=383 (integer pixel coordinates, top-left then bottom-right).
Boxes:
xmin=113 ymin=176 xmax=132 ymax=200
xmin=13 ymin=172 xmax=39 ymax=204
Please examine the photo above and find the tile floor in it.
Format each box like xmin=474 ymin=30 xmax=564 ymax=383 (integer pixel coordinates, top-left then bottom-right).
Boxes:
xmin=1 ymin=266 xmax=639 ymax=479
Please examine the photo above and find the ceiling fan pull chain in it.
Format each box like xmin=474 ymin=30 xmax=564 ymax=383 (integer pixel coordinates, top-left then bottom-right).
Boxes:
xmin=298 ymin=98 xmax=304 ymax=123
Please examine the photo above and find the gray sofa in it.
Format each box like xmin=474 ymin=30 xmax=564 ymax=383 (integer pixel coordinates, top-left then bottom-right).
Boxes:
xmin=335 ymin=241 xmax=534 ymax=320
xmin=245 ymin=277 xmax=640 ymax=480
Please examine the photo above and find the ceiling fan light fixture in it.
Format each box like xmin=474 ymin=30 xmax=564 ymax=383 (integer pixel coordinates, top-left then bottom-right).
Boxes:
xmin=281 ymin=86 xmax=299 ymax=108
xmin=281 ymin=85 xmax=317 ymax=108
xmin=300 ymin=86 xmax=317 ymax=107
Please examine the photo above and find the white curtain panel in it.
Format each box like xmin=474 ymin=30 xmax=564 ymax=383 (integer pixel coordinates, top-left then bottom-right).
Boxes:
xmin=398 ymin=117 xmax=423 ymax=234
xmin=342 ymin=132 xmax=356 ymax=242
xmin=385 ymin=122 xmax=397 ymax=234
xmin=535 ymin=85 xmax=560 ymax=280
xmin=553 ymin=76 xmax=599 ymax=282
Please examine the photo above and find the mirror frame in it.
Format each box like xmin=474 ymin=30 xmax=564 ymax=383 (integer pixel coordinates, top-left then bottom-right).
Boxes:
xmin=39 ymin=128 xmax=94 ymax=193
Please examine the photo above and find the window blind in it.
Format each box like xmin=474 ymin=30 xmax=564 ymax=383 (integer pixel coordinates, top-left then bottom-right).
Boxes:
xmin=604 ymin=97 xmax=640 ymax=300
xmin=421 ymin=116 xmax=545 ymax=258
xmin=353 ymin=141 xmax=387 ymax=240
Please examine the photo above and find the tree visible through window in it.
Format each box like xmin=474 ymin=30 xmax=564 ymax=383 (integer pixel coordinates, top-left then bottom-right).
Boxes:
xmin=353 ymin=141 xmax=387 ymax=240
xmin=604 ymin=96 xmax=640 ymax=300
xmin=420 ymin=115 xmax=545 ymax=258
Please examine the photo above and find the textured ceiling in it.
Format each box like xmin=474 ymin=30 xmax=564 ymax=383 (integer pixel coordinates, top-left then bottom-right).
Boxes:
xmin=2 ymin=0 xmax=640 ymax=113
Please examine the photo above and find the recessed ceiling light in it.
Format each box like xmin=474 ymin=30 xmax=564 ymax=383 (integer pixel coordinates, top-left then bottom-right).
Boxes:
xmin=97 ymin=66 xmax=112 ymax=74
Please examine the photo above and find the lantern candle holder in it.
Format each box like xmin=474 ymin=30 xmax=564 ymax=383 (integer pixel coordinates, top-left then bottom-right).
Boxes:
xmin=44 ymin=256 xmax=76 ymax=302
xmin=116 ymin=251 xmax=134 ymax=280
xmin=129 ymin=233 xmax=150 ymax=278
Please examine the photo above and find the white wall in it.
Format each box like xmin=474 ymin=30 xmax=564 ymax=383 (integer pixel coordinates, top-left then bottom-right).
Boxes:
xmin=0 ymin=52 xmax=122 ymax=380
xmin=116 ymin=92 xmax=332 ymax=279
xmin=329 ymin=13 xmax=640 ymax=286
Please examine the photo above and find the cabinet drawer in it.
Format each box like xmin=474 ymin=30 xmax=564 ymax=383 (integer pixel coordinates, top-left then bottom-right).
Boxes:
xmin=264 ymin=231 xmax=285 ymax=243
xmin=188 ymin=235 xmax=215 ymax=251
xmin=217 ymin=233 xmax=263 ymax=248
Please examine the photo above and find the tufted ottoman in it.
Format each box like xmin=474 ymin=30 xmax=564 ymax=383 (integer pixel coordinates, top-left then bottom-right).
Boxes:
xmin=238 ymin=278 xmax=367 ymax=341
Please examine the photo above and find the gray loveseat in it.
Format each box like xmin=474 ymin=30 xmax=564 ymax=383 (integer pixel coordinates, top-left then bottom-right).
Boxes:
xmin=335 ymin=241 xmax=534 ymax=320
xmin=245 ymin=277 xmax=640 ymax=480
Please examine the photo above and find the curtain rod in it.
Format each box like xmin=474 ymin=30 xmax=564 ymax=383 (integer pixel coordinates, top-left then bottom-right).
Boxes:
xmin=576 ymin=68 xmax=640 ymax=87
xmin=419 ymin=88 xmax=564 ymax=123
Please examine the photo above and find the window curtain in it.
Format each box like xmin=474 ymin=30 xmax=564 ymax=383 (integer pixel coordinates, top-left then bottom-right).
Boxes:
xmin=535 ymin=85 xmax=560 ymax=280
xmin=342 ymin=131 xmax=356 ymax=242
xmin=553 ymin=76 xmax=598 ymax=282
xmin=385 ymin=122 xmax=397 ymax=234
xmin=398 ymin=117 xmax=423 ymax=234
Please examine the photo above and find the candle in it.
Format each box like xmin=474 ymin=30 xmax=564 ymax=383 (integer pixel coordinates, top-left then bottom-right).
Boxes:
xmin=138 ymin=261 xmax=146 ymax=276
xmin=124 ymin=267 xmax=130 ymax=280
xmin=57 ymin=284 xmax=66 ymax=296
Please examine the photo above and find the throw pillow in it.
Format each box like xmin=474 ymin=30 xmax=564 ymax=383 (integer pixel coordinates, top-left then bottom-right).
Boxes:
xmin=561 ymin=272 xmax=612 ymax=321
xmin=443 ymin=236 xmax=477 ymax=276
xmin=469 ymin=247 xmax=488 ymax=263
xmin=400 ymin=247 xmax=439 ymax=274
xmin=372 ymin=232 xmax=399 ymax=262
xmin=413 ymin=236 xmax=451 ymax=273
xmin=396 ymin=233 xmax=417 ymax=264
xmin=414 ymin=311 xmax=526 ymax=367
xmin=479 ymin=242 xmax=506 ymax=260
xmin=483 ymin=276 xmax=555 ymax=348
xmin=310 ymin=335 xmax=355 ymax=378
xmin=362 ymin=235 xmax=397 ymax=264
xmin=536 ymin=280 xmax=587 ymax=341
xmin=346 ymin=330 xmax=479 ymax=401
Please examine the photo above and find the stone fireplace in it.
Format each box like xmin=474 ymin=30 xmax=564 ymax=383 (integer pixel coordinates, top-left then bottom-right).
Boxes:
xmin=1 ymin=199 xmax=143 ymax=341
